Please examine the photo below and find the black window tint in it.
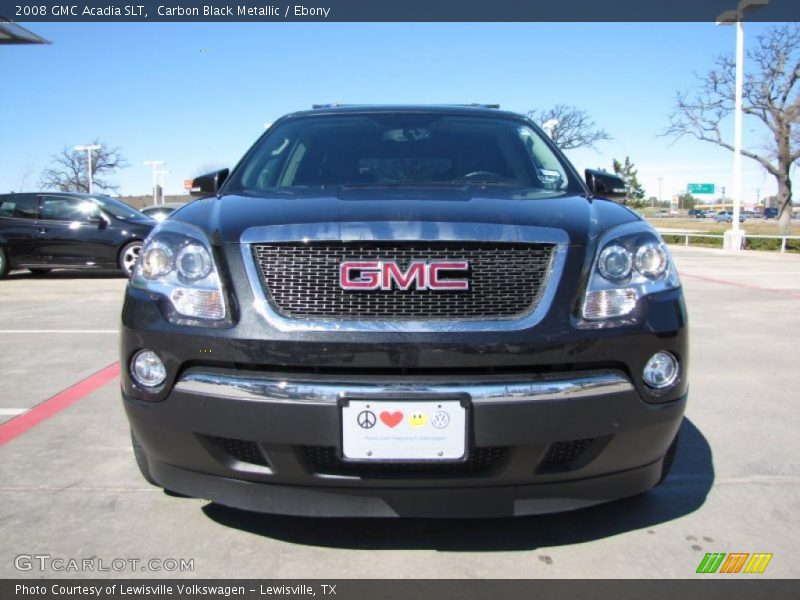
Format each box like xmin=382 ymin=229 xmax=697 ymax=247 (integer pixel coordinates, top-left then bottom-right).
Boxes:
xmin=39 ymin=196 xmax=100 ymax=221
xmin=0 ymin=195 xmax=38 ymax=219
xmin=228 ymin=114 xmax=580 ymax=194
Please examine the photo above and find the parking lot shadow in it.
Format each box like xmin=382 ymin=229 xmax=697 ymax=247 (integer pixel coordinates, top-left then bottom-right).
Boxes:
xmin=202 ymin=418 xmax=713 ymax=551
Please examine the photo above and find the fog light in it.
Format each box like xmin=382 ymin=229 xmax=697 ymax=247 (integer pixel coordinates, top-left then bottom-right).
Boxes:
xmin=131 ymin=349 xmax=166 ymax=388
xmin=643 ymin=351 xmax=679 ymax=389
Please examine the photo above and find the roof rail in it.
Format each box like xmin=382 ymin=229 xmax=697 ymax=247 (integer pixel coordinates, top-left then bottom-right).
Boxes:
xmin=467 ymin=103 xmax=500 ymax=109
xmin=311 ymin=103 xmax=349 ymax=109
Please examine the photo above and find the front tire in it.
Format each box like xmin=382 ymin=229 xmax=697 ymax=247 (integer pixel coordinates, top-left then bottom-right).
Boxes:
xmin=119 ymin=241 xmax=143 ymax=278
xmin=0 ymin=247 xmax=8 ymax=279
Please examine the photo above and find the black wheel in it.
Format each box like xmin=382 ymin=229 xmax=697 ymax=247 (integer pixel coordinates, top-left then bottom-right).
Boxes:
xmin=131 ymin=432 xmax=158 ymax=486
xmin=655 ymin=433 xmax=679 ymax=487
xmin=0 ymin=247 xmax=9 ymax=279
xmin=119 ymin=241 xmax=143 ymax=278
xmin=28 ymin=268 xmax=51 ymax=275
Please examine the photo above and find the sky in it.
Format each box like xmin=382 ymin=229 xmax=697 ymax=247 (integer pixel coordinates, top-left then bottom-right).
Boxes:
xmin=2 ymin=21 xmax=795 ymax=206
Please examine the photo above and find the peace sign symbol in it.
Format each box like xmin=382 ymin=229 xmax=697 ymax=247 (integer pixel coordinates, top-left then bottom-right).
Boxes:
xmin=357 ymin=410 xmax=377 ymax=429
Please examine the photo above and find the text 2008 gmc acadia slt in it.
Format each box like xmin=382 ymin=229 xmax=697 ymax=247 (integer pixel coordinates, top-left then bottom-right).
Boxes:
xmin=121 ymin=105 xmax=688 ymax=518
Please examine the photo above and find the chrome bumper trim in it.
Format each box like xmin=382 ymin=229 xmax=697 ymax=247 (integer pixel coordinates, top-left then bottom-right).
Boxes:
xmin=174 ymin=369 xmax=633 ymax=405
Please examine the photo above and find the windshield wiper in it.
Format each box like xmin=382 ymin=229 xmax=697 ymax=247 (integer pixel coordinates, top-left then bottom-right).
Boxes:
xmin=449 ymin=180 xmax=522 ymax=188
xmin=338 ymin=182 xmax=469 ymax=189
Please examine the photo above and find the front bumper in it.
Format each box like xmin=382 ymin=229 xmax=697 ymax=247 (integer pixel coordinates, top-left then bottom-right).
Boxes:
xmin=124 ymin=367 xmax=685 ymax=517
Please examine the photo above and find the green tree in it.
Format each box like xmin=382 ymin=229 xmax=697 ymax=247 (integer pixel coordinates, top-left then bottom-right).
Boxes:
xmin=678 ymin=193 xmax=697 ymax=210
xmin=612 ymin=156 xmax=646 ymax=203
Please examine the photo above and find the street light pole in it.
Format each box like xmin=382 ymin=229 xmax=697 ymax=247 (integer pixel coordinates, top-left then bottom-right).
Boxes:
xmin=731 ymin=19 xmax=745 ymax=238
xmin=657 ymin=177 xmax=663 ymax=209
xmin=717 ymin=0 xmax=768 ymax=251
xmin=155 ymin=169 xmax=169 ymax=205
xmin=143 ymin=161 xmax=165 ymax=206
xmin=74 ymin=144 xmax=101 ymax=193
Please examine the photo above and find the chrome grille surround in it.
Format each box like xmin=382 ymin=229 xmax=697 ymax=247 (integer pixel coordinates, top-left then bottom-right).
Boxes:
xmin=240 ymin=222 xmax=568 ymax=332
xmin=252 ymin=241 xmax=554 ymax=320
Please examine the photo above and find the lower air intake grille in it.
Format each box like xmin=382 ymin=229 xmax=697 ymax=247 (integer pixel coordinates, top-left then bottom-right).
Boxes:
xmin=303 ymin=446 xmax=506 ymax=477
xmin=209 ymin=436 xmax=269 ymax=467
xmin=540 ymin=438 xmax=594 ymax=469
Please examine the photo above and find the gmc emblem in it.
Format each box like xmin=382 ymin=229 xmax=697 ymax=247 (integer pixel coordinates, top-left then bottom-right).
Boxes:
xmin=339 ymin=260 xmax=470 ymax=291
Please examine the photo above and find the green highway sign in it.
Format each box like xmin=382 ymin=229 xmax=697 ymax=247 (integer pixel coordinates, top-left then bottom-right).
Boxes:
xmin=687 ymin=183 xmax=715 ymax=194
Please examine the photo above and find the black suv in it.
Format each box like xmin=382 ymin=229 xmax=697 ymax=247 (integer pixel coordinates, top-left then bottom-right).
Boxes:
xmin=122 ymin=106 xmax=688 ymax=518
xmin=0 ymin=192 xmax=154 ymax=278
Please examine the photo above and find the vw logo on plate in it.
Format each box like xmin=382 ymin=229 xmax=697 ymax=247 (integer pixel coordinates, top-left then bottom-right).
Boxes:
xmin=431 ymin=411 xmax=450 ymax=429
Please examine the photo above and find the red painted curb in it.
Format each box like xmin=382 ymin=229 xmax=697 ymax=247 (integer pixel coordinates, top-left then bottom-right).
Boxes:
xmin=0 ymin=362 xmax=120 ymax=447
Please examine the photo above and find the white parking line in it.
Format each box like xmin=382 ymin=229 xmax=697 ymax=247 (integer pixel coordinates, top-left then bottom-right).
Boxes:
xmin=0 ymin=409 xmax=27 ymax=416
xmin=0 ymin=330 xmax=117 ymax=334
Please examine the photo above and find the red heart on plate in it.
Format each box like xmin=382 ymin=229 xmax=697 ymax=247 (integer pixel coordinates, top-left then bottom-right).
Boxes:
xmin=380 ymin=411 xmax=403 ymax=428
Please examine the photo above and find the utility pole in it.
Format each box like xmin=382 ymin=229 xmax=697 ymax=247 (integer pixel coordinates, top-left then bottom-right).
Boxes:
xmin=143 ymin=161 xmax=165 ymax=206
xmin=657 ymin=177 xmax=663 ymax=209
xmin=717 ymin=0 xmax=768 ymax=250
xmin=155 ymin=169 xmax=169 ymax=205
xmin=74 ymin=144 xmax=101 ymax=193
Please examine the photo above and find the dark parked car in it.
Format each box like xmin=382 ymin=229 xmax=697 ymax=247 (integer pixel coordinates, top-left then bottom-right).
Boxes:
xmin=688 ymin=209 xmax=705 ymax=218
xmin=122 ymin=105 xmax=688 ymax=518
xmin=763 ymin=207 xmax=778 ymax=219
xmin=140 ymin=202 xmax=187 ymax=222
xmin=0 ymin=192 xmax=154 ymax=278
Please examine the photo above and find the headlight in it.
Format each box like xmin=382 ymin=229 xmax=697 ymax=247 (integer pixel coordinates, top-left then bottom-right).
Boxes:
xmin=597 ymin=245 xmax=632 ymax=280
xmin=131 ymin=220 xmax=227 ymax=325
xmin=581 ymin=222 xmax=679 ymax=324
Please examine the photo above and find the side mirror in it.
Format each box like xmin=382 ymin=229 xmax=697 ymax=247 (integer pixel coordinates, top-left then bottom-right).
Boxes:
xmin=585 ymin=169 xmax=627 ymax=203
xmin=88 ymin=214 xmax=108 ymax=229
xmin=190 ymin=169 xmax=229 ymax=197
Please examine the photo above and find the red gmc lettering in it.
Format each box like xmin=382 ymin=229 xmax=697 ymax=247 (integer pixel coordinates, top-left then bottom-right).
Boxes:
xmin=339 ymin=261 xmax=381 ymax=289
xmin=382 ymin=262 xmax=427 ymax=290
xmin=340 ymin=260 xmax=469 ymax=291
xmin=428 ymin=261 xmax=470 ymax=290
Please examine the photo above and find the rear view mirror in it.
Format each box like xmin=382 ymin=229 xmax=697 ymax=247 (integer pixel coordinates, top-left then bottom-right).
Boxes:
xmin=190 ymin=169 xmax=229 ymax=197
xmin=585 ymin=169 xmax=627 ymax=203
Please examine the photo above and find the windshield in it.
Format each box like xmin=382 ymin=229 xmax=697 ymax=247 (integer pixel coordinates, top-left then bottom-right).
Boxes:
xmin=226 ymin=113 xmax=581 ymax=195
xmin=92 ymin=196 xmax=149 ymax=220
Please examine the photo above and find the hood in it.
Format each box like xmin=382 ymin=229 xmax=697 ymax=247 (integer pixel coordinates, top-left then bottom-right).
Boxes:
xmin=175 ymin=188 xmax=640 ymax=246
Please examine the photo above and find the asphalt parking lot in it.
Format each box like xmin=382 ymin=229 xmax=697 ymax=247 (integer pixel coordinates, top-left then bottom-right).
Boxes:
xmin=0 ymin=246 xmax=798 ymax=579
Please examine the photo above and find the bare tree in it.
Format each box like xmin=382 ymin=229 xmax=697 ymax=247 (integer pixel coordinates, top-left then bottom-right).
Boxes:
xmin=664 ymin=24 xmax=799 ymax=235
xmin=39 ymin=140 xmax=127 ymax=193
xmin=16 ymin=161 xmax=36 ymax=192
xmin=526 ymin=105 xmax=612 ymax=150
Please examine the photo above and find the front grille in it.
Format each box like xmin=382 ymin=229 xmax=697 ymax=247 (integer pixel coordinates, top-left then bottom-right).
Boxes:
xmin=303 ymin=446 xmax=507 ymax=477
xmin=540 ymin=438 xmax=594 ymax=469
xmin=252 ymin=242 xmax=555 ymax=320
xmin=208 ymin=436 xmax=270 ymax=467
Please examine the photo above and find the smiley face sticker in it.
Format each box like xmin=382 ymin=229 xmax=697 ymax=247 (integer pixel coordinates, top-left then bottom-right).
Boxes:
xmin=408 ymin=411 xmax=427 ymax=428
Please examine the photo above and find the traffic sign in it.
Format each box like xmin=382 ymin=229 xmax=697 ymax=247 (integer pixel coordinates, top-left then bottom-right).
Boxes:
xmin=687 ymin=183 xmax=715 ymax=194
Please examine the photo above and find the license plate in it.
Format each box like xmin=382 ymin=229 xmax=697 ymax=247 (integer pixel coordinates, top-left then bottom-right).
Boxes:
xmin=341 ymin=399 xmax=467 ymax=461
